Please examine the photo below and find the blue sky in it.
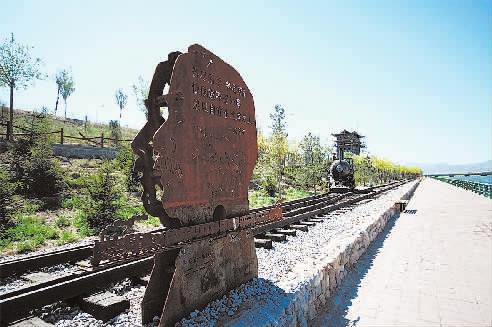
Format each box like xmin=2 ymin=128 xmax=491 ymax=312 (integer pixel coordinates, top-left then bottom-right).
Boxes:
xmin=1 ymin=0 xmax=490 ymax=165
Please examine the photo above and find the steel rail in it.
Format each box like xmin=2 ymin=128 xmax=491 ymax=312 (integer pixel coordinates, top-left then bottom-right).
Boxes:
xmin=253 ymin=183 xmax=401 ymax=236
xmin=0 ymin=244 xmax=93 ymax=278
xmin=0 ymin=257 xmax=154 ymax=325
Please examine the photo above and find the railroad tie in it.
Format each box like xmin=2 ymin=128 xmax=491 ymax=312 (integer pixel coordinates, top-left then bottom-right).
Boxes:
xmin=77 ymin=291 xmax=130 ymax=322
xmin=289 ymin=224 xmax=309 ymax=232
xmin=274 ymin=228 xmax=297 ymax=236
xmin=264 ymin=233 xmax=287 ymax=242
xmin=254 ymin=238 xmax=273 ymax=249
xmin=298 ymin=221 xmax=317 ymax=227
xmin=307 ymin=218 xmax=324 ymax=223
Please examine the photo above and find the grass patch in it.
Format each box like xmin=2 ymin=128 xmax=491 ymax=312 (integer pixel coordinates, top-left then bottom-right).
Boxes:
xmin=284 ymin=187 xmax=313 ymax=200
xmin=116 ymin=200 xmax=146 ymax=219
xmin=66 ymin=177 xmax=86 ymax=190
xmin=62 ymin=195 xmax=84 ymax=209
xmin=248 ymin=190 xmax=277 ymax=209
xmin=248 ymin=187 xmax=314 ymax=209
xmin=73 ymin=210 xmax=94 ymax=237
xmin=147 ymin=216 xmax=162 ymax=227
xmin=0 ymin=216 xmax=59 ymax=252
xmin=57 ymin=230 xmax=79 ymax=245
xmin=55 ymin=215 xmax=71 ymax=227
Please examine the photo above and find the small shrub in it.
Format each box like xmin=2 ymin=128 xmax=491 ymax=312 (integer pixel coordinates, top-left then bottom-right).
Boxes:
xmin=23 ymin=199 xmax=42 ymax=214
xmin=55 ymin=215 xmax=71 ymax=227
xmin=73 ymin=210 xmax=94 ymax=236
xmin=108 ymin=120 xmax=121 ymax=146
xmin=262 ymin=175 xmax=278 ymax=197
xmin=24 ymin=143 xmax=65 ymax=198
xmin=62 ymin=195 xmax=84 ymax=209
xmin=0 ymin=170 xmax=16 ymax=223
xmin=82 ymin=161 xmax=122 ymax=232
xmin=57 ymin=230 xmax=78 ymax=245
xmin=113 ymin=146 xmax=140 ymax=193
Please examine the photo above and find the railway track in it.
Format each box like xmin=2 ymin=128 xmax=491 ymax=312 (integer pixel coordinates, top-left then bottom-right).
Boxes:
xmin=0 ymin=244 xmax=93 ymax=278
xmin=0 ymin=181 xmax=404 ymax=325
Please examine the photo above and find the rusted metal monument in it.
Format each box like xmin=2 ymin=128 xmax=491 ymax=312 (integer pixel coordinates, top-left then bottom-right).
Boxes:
xmin=96 ymin=44 xmax=262 ymax=326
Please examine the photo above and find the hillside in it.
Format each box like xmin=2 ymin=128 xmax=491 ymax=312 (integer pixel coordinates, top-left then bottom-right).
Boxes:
xmin=1 ymin=108 xmax=139 ymax=145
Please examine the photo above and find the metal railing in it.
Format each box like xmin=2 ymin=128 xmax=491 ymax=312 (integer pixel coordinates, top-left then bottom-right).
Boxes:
xmin=433 ymin=177 xmax=491 ymax=198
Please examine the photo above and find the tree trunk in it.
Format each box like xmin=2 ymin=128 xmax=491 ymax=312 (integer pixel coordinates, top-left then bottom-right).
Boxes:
xmin=9 ymin=85 xmax=14 ymax=140
xmin=55 ymin=87 xmax=60 ymax=115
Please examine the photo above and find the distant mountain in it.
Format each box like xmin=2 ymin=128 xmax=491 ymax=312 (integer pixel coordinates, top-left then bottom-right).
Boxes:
xmin=406 ymin=160 xmax=492 ymax=175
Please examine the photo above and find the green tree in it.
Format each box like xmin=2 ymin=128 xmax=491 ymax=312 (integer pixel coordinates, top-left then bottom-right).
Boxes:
xmin=0 ymin=33 xmax=43 ymax=139
xmin=59 ymin=71 xmax=74 ymax=118
xmin=132 ymin=75 xmax=149 ymax=117
xmin=113 ymin=145 xmax=140 ymax=193
xmin=5 ymin=111 xmax=64 ymax=199
xmin=270 ymin=104 xmax=287 ymax=136
xmin=251 ymin=130 xmax=282 ymax=197
xmin=108 ymin=120 xmax=121 ymax=146
xmin=299 ymin=132 xmax=325 ymax=194
xmin=114 ymin=88 xmax=128 ymax=124
xmin=24 ymin=143 xmax=64 ymax=198
xmin=269 ymin=104 xmax=288 ymax=198
xmin=345 ymin=153 xmax=372 ymax=186
xmin=83 ymin=161 xmax=122 ymax=232
xmin=55 ymin=69 xmax=73 ymax=116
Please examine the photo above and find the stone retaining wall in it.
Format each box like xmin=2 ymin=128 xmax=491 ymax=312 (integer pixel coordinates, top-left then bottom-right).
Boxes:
xmin=223 ymin=181 xmax=420 ymax=327
xmin=51 ymin=144 xmax=120 ymax=159
xmin=0 ymin=142 xmax=120 ymax=159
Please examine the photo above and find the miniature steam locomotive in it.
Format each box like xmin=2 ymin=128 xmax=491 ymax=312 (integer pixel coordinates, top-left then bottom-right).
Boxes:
xmin=329 ymin=157 xmax=355 ymax=193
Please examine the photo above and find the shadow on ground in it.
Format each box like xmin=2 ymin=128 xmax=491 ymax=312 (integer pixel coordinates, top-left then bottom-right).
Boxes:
xmin=308 ymin=213 xmax=402 ymax=327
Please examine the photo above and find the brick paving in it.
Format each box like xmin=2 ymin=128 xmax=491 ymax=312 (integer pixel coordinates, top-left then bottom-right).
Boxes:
xmin=309 ymin=178 xmax=492 ymax=327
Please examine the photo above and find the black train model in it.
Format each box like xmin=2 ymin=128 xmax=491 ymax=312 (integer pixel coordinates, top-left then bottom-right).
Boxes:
xmin=329 ymin=157 xmax=355 ymax=193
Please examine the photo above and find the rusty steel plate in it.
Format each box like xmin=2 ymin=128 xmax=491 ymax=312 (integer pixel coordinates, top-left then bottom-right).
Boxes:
xmin=152 ymin=44 xmax=257 ymax=226
xmin=141 ymin=229 xmax=258 ymax=326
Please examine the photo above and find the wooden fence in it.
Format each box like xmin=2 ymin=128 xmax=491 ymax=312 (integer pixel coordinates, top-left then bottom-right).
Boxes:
xmin=0 ymin=121 xmax=133 ymax=148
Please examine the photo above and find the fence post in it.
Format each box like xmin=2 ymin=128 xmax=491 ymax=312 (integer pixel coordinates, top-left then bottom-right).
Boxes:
xmin=101 ymin=133 xmax=104 ymax=148
xmin=60 ymin=128 xmax=64 ymax=144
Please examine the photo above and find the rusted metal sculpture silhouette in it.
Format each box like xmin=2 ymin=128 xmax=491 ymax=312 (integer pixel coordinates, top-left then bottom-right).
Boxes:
xmin=131 ymin=51 xmax=182 ymax=227
xmin=132 ymin=44 xmax=257 ymax=228
xmin=129 ymin=44 xmax=259 ymax=327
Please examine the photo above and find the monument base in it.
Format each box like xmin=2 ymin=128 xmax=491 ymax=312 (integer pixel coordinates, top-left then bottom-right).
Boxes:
xmin=141 ymin=229 xmax=258 ymax=327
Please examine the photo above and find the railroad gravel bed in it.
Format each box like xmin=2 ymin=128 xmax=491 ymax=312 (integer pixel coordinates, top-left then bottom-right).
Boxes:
xmin=0 ymin=263 xmax=82 ymax=294
xmin=33 ymin=279 xmax=159 ymax=327
xmin=6 ymin=181 xmax=417 ymax=326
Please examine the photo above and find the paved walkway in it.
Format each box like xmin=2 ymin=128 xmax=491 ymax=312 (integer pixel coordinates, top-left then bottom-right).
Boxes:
xmin=309 ymin=178 xmax=492 ymax=327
